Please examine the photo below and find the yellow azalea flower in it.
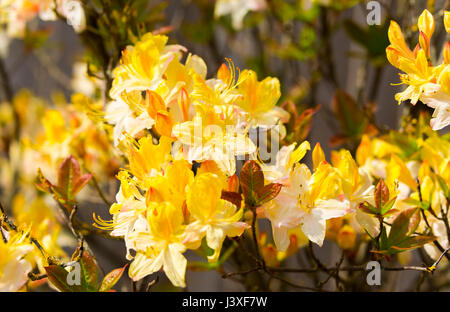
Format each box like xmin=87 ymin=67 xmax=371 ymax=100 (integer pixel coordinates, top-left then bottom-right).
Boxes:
xmin=186 ymin=173 xmax=248 ymax=262
xmin=160 ymin=53 xmax=207 ymax=107
xmin=330 ymin=149 xmax=374 ymax=210
xmin=0 ymin=230 xmax=34 ymax=291
xmin=386 ymin=9 xmax=450 ymax=130
xmin=192 ymin=60 xmax=249 ymax=108
xmin=128 ymin=135 xmax=173 ymax=188
xmin=383 ymin=155 xmax=419 ymax=212
xmin=109 ymin=33 xmax=186 ymax=98
xmin=263 ymin=163 xmax=349 ymax=250
xmin=394 ymin=50 xmax=442 ymax=105
xmin=145 ymin=160 xmax=194 ymax=209
xmin=94 ymin=170 xmax=147 ymax=259
xmin=356 ymin=135 xmax=401 ymax=179
xmin=260 ymin=141 xmax=310 ymax=184
xmin=105 ymin=92 xmax=155 ymax=146
xmin=172 ymin=106 xmax=256 ymax=176
xmin=418 ymin=9 xmax=435 ymax=58
xmin=15 ymin=94 xmax=120 ymax=184
xmin=235 ymin=69 xmax=289 ymax=127
xmin=128 ymin=201 xmax=198 ymax=288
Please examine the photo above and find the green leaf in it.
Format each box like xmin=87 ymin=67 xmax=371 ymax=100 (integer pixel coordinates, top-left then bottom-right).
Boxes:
xmin=99 ymin=264 xmax=128 ymax=292
xmin=403 ymin=198 xmax=422 ymax=207
xmin=343 ymin=20 xmax=368 ymax=49
xmin=281 ymin=102 xmax=320 ymax=144
xmin=388 ymin=208 xmax=420 ymax=246
xmin=358 ymin=202 xmax=379 ymax=215
xmin=256 ymin=183 xmax=282 ymax=206
xmin=56 ymin=155 xmax=92 ymax=203
xmin=391 ymin=235 xmax=437 ymax=251
xmin=403 ymin=198 xmax=429 ymax=210
xmin=23 ymin=29 xmax=50 ymax=51
xmin=436 ymin=175 xmax=449 ymax=198
xmin=332 ymin=90 xmax=367 ymax=140
xmin=381 ymin=197 xmax=397 ymax=216
xmin=240 ymin=160 xmax=265 ymax=206
xmin=35 ymin=168 xmax=55 ymax=194
xmin=45 ymin=265 xmax=81 ymax=292
xmin=343 ymin=19 xmax=389 ymax=66
xmin=379 ymin=227 xmax=388 ymax=250
xmin=381 ymin=208 xmax=398 ymax=218
xmin=72 ymin=247 xmax=99 ymax=292
xmin=221 ymin=191 xmax=242 ymax=208
xmin=387 ymin=132 xmax=418 ymax=159
xmin=375 ymin=179 xmax=389 ymax=210
xmin=201 ymin=238 xmax=214 ymax=258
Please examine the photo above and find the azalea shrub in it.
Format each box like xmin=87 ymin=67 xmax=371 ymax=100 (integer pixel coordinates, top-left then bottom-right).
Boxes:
xmin=0 ymin=0 xmax=449 ymax=292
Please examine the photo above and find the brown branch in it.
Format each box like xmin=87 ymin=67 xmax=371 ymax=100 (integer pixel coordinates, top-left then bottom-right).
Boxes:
xmin=89 ymin=173 xmax=112 ymax=207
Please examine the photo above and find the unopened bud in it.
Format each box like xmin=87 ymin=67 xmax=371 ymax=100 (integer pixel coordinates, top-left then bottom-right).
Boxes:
xmin=337 ymin=225 xmax=357 ymax=250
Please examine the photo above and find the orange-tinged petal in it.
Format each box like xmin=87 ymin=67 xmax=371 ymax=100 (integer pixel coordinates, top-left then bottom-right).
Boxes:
xmin=419 ymin=31 xmax=430 ymax=58
xmin=386 ymin=46 xmax=402 ymax=68
xmin=178 ymin=87 xmax=190 ymax=122
xmin=388 ymin=21 xmax=414 ymax=60
xmin=412 ymin=43 xmax=421 ymax=57
xmin=217 ymin=63 xmax=231 ymax=83
xmin=312 ymin=143 xmax=325 ymax=171
xmin=146 ymin=90 xmax=166 ymax=119
xmin=227 ymin=174 xmax=240 ymax=193
xmin=155 ymin=111 xmax=174 ymax=138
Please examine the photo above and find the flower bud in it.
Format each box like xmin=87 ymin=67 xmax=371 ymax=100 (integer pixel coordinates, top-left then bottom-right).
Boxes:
xmin=418 ymin=9 xmax=435 ymax=40
xmin=337 ymin=225 xmax=357 ymax=250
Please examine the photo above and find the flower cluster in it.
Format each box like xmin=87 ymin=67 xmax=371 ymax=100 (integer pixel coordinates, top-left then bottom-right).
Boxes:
xmin=355 ymin=114 xmax=449 ymax=260
xmin=387 ymin=9 xmax=450 ymax=130
xmin=101 ymin=32 xmax=291 ymax=287
xmin=259 ymin=142 xmax=373 ymax=251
